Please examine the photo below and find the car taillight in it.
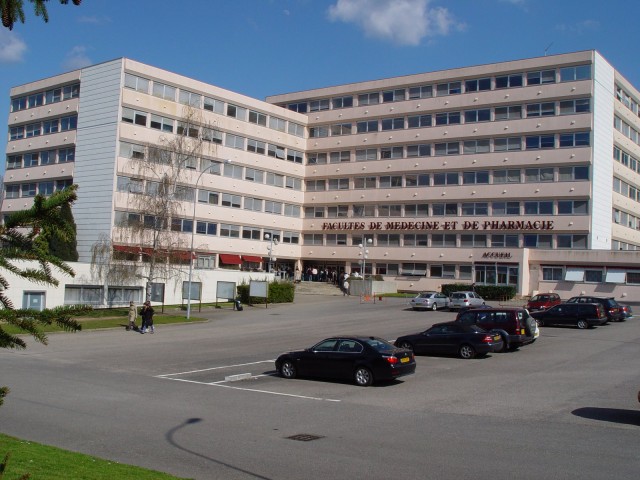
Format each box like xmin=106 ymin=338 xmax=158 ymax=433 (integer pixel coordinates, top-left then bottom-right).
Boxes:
xmin=463 ymin=299 xmax=469 ymax=303
xmin=482 ymin=335 xmax=493 ymax=343
xmin=609 ymin=308 xmax=616 ymax=315
xmin=384 ymin=355 xmax=398 ymax=365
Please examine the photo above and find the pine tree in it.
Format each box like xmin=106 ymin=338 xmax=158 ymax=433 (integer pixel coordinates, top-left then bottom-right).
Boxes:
xmin=1 ymin=0 xmax=82 ymax=31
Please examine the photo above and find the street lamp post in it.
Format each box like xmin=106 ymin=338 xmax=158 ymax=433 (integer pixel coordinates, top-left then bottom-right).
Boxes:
xmin=358 ymin=237 xmax=373 ymax=297
xmin=264 ymin=232 xmax=278 ymax=274
xmin=186 ymin=160 xmax=229 ymax=320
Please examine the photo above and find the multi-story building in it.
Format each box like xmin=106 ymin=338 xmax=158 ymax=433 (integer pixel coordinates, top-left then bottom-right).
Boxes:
xmin=4 ymin=50 xmax=640 ymax=308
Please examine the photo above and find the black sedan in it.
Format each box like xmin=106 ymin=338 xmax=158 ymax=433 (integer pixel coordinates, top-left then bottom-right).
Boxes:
xmin=394 ymin=322 xmax=503 ymax=359
xmin=275 ymin=336 xmax=416 ymax=386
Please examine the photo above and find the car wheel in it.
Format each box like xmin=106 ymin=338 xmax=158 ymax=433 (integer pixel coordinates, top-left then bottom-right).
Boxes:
xmin=577 ymin=319 xmax=590 ymax=330
xmin=499 ymin=334 xmax=509 ymax=352
xmin=354 ymin=367 xmax=373 ymax=387
xmin=398 ymin=341 xmax=413 ymax=351
xmin=279 ymin=360 xmax=297 ymax=379
xmin=431 ymin=303 xmax=438 ymax=311
xmin=458 ymin=344 xmax=476 ymax=359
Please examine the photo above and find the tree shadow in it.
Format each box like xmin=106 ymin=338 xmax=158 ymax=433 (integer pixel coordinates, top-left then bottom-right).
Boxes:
xmin=572 ymin=407 xmax=640 ymax=426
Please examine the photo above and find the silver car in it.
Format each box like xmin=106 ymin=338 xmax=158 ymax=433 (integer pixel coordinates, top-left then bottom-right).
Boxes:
xmin=409 ymin=292 xmax=451 ymax=311
xmin=449 ymin=291 xmax=485 ymax=310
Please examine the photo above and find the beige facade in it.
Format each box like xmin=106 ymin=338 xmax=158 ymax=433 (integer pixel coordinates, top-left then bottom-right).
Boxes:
xmin=4 ymin=51 xmax=640 ymax=307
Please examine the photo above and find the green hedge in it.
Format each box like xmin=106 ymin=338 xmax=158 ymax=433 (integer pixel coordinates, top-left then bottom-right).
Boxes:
xmin=441 ymin=283 xmax=516 ymax=300
xmin=237 ymin=281 xmax=295 ymax=305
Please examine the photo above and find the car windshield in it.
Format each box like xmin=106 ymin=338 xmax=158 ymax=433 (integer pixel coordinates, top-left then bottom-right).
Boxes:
xmin=364 ymin=337 xmax=396 ymax=352
xmin=418 ymin=293 xmax=434 ymax=298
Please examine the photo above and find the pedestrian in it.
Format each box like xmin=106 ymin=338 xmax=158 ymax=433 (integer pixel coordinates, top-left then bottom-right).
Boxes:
xmin=343 ymin=279 xmax=350 ymax=296
xmin=127 ymin=300 xmax=138 ymax=331
xmin=140 ymin=301 xmax=155 ymax=334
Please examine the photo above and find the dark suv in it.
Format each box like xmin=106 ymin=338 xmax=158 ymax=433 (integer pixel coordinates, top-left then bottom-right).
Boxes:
xmin=566 ymin=296 xmax=625 ymax=322
xmin=530 ymin=302 xmax=607 ymax=329
xmin=455 ymin=307 xmax=538 ymax=351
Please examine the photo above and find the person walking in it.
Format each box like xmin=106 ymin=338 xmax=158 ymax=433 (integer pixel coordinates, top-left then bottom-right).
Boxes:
xmin=140 ymin=301 xmax=155 ymax=334
xmin=127 ymin=301 xmax=138 ymax=331
xmin=343 ymin=278 xmax=350 ymax=296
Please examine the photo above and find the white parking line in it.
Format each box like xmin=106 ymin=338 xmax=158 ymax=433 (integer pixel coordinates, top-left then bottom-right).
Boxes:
xmin=156 ymin=360 xmax=275 ymax=377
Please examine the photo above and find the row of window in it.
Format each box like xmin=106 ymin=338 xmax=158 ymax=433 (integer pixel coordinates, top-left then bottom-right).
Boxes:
xmin=613 ymin=208 xmax=640 ymax=231
xmin=124 ymin=73 xmax=305 ymax=137
xmin=10 ymin=84 xmax=80 ymax=113
xmin=284 ymin=65 xmax=592 ymax=112
xmin=6 ymin=147 xmax=75 ymax=169
xmin=306 ymin=199 xmax=588 ymax=218
xmin=309 ymin=99 xmax=590 ymax=137
xmin=613 ymin=240 xmax=640 ymax=251
xmin=304 ymin=233 xmax=588 ymax=249
xmin=613 ymin=177 xmax=640 ymax=205
xmin=542 ymin=266 xmax=640 ymax=284
xmin=613 ymin=146 xmax=640 ymax=176
xmin=308 ymin=132 xmax=591 ymax=165
xmin=614 ymin=115 xmax=640 ymax=148
xmin=9 ymin=115 xmax=78 ymax=141
xmin=616 ymin=85 xmax=640 ymax=119
xmin=4 ymin=179 xmax=73 ymax=198
xmin=306 ymin=166 xmax=589 ymax=191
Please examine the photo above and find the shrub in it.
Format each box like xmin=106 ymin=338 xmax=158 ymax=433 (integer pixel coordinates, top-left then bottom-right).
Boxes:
xmin=237 ymin=281 xmax=295 ymax=305
xmin=441 ymin=283 xmax=516 ymax=300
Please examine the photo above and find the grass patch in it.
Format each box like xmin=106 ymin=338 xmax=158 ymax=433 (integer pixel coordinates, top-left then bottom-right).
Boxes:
xmin=0 ymin=433 xmax=190 ymax=479
xmin=382 ymin=292 xmax=416 ymax=298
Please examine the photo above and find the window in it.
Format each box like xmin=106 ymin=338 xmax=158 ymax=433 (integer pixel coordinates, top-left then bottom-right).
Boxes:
xmin=305 ymin=207 xmax=325 ymax=218
xmin=268 ymin=144 xmax=285 ymax=159
xmin=461 ymin=203 xmax=488 ymax=215
xmin=378 ymin=205 xmax=402 ymax=217
xmin=405 ymin=174 xmax=429 ymax=187
xmin=524 ymin=201 xmax=553 ymax=215
xmin=436 ymin=82 xmax=462 ymax=96
xmin=542 ymin=266 xmax=563 ymax=281
xmin=381 ymin=117 xmax=404 ymax=131
xmin=58 ymin=148 xmax=75 ymax=163
xmin=248 ymin=110 xmax=267 ymax=125
xmin=403 ymin=234 xmax=429 ymax=247
xmin=26 ymin=123 xmax=41 ymax=137
xmin=7 ymin=155 xmax=22 ymax=169
xmin=432 ymin=203 xmax=458 ymax=216
xmin=379 ymin=176 xmax=403 ymax=188
xmin=55 ymin=179 xmax=73 ymax=191
xmin=490 ymin=234 xmax=519 ymax=247
xmin=284 ymin=204 xmax=301 ymax=217
xmin=269 ymin=116 xmax=286 ymax=131
xmin=242 ymin=227 xmax=261 ymax=240
xmin=401 ymin=263 xmax=427 ymax=276
xmin=433 ymin=172 xmax=459 ymax=185
xmin=380 ymin=146 xmax=403 ymax=159
xmin=24 ymin=152 xmax=39 ymax=167
xmin=495 ymin=74 xmax=523 ymax=89
xmin=308 ymin=153 xmax=327 ymax=165
xmin=38 ymin=181 xmax=54 ymax=196
xmin=584 ymin=269 xmax=603 ymax=282
xmin=244 ymin=197 xmax=263 ymax=212
xmin=221 ymin=193 xmax=241 ymax=208
xmin=245 ymin=168 xmax=264 ymax=183
xmin=355 ymin=149 xmax=378 ymax=162
xmin=288 ymin=122 xmax=304 ymax=137
xmin=558 ymin=166 xmax=589 ymax=181
xmin=266 ymin=172 xmax=284 ymax=187
xmin=43 ymin=119 xmax=59 ymax=134
xmin=198 ymin=189 xmax=219 ymax=205
xmin=45 ymin=88 xmax=61 ymax=104
xmin=223 ymin=164 xmax=243 ymax=179
xmin=377 ymin=234 xmax=401 ymax=246
xmin=265 ymin=201 xmax=282 ymax=215
xmin=494 ymin=137 xmax=522 ymax=151
xmin=382 ymin=89 xmax=405 ymax=102
xmin=62 ymin=84 xmax=80 ymax=100
xmin=5 ymin=185 xmax=20 ymax=198
xmin=220 ymin=224 xmax=240 ymax=238
xmin=309 ymin=99 xmax=330 ymax=112
xmin=331 ymin=123 xmax=352 ymax=136
xmin=179 ymin=90 xmax=202 ymax=107
xmin=150 ymin=114 xmax=174 ymax=132
xmin=527 ymin=70 xmax=555 ymax=85
xmin=430 ymin=234 xmax=456 ymax=247
xmin=357 ymin=120 xmax=378 ymax=133
xmin=326 ymin=234 xmax=348 ymax=245
xmin=559 ymin=99 xmax=590 ymax=115
xmin=246 ymin=139 xmax=266 ymax=154
xmin=525 ymin=168 xmax=554 ymax=182
xmin=406 ymin=144 xmax=431 ymax=157
xmin=460 ymin=234 xmax=487 ymax=247
xmin=285 ymin=177 xmax=302 ymax=190
xmin=201 ymin=159 xmax=222 ymax=175
xmin=26 ymin=93 xmax=42 ymax=109
xmin=408 ymin=85 xmax=432 ymax=99
xmin=304 ymin=234 xmax=324 ymax=245
xmin=287 ymin=102 xmax=307 ymax=113
xmin=309 ymin=126 xmax=329 ymax=138
xmin=10 ymin=126 xmax=24 ymax=140
xmin=283 ymin=231 xmax=299 ymax=244
xmin=525 ymin=135 xmax=554 ymax=150
xmin=523 ymin=234 xmax=552 ymax=248
xmin=11 ymin=96 xmax=27 ymax=111
xmin=305 ymin=179 xmax=325 ymax=191
xmin=435 ymin=112 xmax=461 ymax=125
xmin=202 ymin=127 xmax=222 ymax=144
xmin=354 ymin=176 xmax=377 ymax=189
xmin=495 ymin=106 xmax=522 ymax=120
xmin=122 ymin=108 xmax=146 ymax=126
xmin=152 ymin=82 xmax=175 ymax=100
xmin=434 ymin=142 xmax=460 ymax=156
xmin=408 ymin=114 xmax=432 ymax=128
xmin=332 ymin=96 xmax=353 ymax=109
xmin=358 ymin=92 xmax=379 ymax=105
xmin=225 ymin=134 xmax=246 ymax=150
xmin=560 ymin=65 xmax=591 ymax=82
xmin=64 ymin=286 xmax=103 ymax=306
xmin=177 ymin=122 xmax=198 ymax=138
xmin=559 ymin=132 xmax=590 ymax=147
xmin=328 ymin=178 xmax=349 ymax=190
xmin=557 ymin=234 xmax=587 ymax=249
xmin=462 ymin=139 xmax=490 ymax=154
xmin=526 ymin=102 xmax=555 ymax=117
xmin=492 ymin=201 xmax=520 ymax=215
xmin=204 ymin=96 xmax=224 ymax=113
xmin=465 ymin=78 xmax=491 ymax=92
xmin=353 ymin=205 xmax=376 ymax=217
xmin=329 ymin=151 xmax=350 ymax=163
xmin=21 ymin=183 xmax=37 ymax=197
xmin=462 ymin=171 xmax=489 ymax=184
xmin=226 ymin=104 xmax=247 ymax=120
xmin=464 ymin=109 xmax=491 ymax=123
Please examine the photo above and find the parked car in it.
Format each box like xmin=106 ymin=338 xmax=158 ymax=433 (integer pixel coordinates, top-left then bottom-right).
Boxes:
xmin=525 ymin=293 xmax=561 ymax=311
xmin=449 ymin=291 xmax=485 ymax=310
xmin=395 ymin=322 xmax=503 ymax=359
xmin=620 ymin=304 xmax=633 ymax=319
xmin=455 ymin=307 xmax=537 ymax=351
xmin=566 ymin=296 xmax=625 ymax=322
xmin=530 ymin=302 xmax=607 ymax=329
xmin=457 ymin=304 xmax=493 ymax=315
xmin=276 ymin=336 xmax=416 ymax=387
xmin=409 ymin=291 xmax=450 ymax=311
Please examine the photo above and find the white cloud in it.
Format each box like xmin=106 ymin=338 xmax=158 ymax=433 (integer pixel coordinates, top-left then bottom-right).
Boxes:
xmin=0 ymin=29 xmax=27 ymax=63
xmin=77 ymin=15 xmax=111 ymax=24
xmin=556 ymin=19 xmax=600 ymax=34
xmin=328 ymin=0 xmax=463 ymax=46
xmin=62 ymin=46 xmax=92 ymax=71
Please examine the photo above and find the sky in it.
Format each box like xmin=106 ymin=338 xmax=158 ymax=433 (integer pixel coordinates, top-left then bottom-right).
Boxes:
xmin=1 ymin=0 xmax=639 ymax=176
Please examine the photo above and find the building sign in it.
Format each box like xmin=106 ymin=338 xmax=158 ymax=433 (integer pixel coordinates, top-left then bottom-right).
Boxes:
xmin=321 ymin=220 xmax=554 ymax=231
xmin=481 ymin=252 xmax=513 ymax=259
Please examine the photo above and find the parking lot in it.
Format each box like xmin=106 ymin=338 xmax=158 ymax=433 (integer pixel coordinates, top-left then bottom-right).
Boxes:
xmin=1 ymin=294 xmax=639 ymax=479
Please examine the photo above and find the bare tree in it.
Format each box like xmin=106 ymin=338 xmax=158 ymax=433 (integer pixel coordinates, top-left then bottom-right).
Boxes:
xmin=92 ymin=106 xmax=220 ymax=302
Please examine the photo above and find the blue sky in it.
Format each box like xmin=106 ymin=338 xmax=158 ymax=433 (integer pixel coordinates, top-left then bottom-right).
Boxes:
xmin=1 ymin=0 xmax=639 ymax=176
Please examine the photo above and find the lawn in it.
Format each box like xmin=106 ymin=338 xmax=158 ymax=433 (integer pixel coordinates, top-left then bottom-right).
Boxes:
xmin=0 ymin=433 xmax=191 ymax=479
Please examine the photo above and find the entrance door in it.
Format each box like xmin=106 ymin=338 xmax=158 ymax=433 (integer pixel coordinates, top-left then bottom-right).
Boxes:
xmin=23 ymin=291 xmax=46 ymax=311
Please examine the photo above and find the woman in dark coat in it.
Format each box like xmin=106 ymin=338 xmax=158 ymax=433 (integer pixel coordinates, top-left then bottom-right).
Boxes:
xmin=140 ymin=301 xmax=155 ymax=334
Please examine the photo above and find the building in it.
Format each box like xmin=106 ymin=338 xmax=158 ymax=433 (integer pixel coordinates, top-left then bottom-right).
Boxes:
xmin=4 ymin=50 xmax=640 ymax=308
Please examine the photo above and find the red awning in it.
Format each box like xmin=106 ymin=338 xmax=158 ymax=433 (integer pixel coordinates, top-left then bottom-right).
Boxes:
xmin=113 ymin=245 xmax=141 ymax=254
xmin=242 ymin=255 xmax=263 ymax=263
xmin=170 ymin=250 xmax=196 ymax=261
xmin=219 ymin=254 xmax=242 ymax=265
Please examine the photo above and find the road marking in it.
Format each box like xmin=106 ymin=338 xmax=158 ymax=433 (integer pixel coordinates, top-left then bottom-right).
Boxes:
xmin=157 ymin=375 xmax=341 ymax=402
xmin=156 ymin=360 xmax=275 ymax=377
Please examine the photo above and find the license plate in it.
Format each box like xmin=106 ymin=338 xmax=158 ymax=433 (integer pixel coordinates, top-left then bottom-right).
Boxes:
xmin=493 ymin=336 xmax=501 ymax=341
xmin=400 ymin=357 xmax=409 ymax=363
